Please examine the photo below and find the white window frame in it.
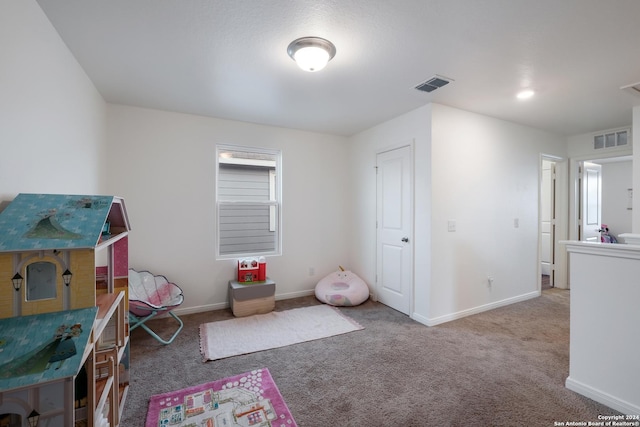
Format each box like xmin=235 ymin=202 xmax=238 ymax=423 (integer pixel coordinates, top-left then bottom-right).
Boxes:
xmin=215 ymin=144 xmax=282 ymax=259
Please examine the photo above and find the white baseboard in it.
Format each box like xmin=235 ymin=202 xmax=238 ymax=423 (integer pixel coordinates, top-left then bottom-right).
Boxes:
xmin=275 ymin=289 xmax=316 ymax=301
xmin=566 ymin=377 xmax=640 ymax=415
xmin=172 ymin=302 xmax=227 ymax=316
xmin=170 ymin=289 xmax=316 ymax=317
xmin=413 ymin=291 xmax=541 ymax=327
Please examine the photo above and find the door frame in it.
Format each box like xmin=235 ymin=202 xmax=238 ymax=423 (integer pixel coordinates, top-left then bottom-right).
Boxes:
xmin=568 ymin=153 xmax=633 ymax=241
xmin=564 ymin=152 xmax=631 ymax=289
xmin=375 ymin=141 xmax=414 ymax=316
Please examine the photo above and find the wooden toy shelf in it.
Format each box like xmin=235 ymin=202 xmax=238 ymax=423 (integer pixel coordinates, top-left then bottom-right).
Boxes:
xmin=80 ymin=291 xmax=129 ymax=427
xmin=0 ymin=293 xmax=130 ymax=427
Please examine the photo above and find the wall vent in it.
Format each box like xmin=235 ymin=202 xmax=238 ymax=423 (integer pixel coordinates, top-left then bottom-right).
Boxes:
xmin=593 ymin=129 xmax=630 ymax=150
xmin=415 ymin=75 xmax=454 ymax=93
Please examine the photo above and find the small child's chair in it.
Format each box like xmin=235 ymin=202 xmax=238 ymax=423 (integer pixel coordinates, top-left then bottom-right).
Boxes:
xmin=128 ymin=268 xmax=184 ymax=345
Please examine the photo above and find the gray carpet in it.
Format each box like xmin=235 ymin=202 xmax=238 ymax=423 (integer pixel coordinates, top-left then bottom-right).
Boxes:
xmin=121 ymin=289 xmax=618 ymax=426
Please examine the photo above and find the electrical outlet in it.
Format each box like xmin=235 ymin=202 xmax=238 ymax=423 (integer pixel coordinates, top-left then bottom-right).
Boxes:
xmin=514 ymin=218 xmax=519 ymax=228
xmin=487 ymin=276 xmax=494 ymax=287
xmin=448 ymin=220 xmax=456 ymax=232
xmin=309 ymin=267 xmax=315 ymax=276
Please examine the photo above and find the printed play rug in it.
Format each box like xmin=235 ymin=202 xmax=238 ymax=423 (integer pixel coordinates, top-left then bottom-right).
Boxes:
xmin=145 ymin=368 xmax=296 ymax=427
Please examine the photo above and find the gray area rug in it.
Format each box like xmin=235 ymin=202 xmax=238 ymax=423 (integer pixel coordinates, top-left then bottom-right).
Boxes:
xmin=122 ymin=289 xmax=619 ymax=426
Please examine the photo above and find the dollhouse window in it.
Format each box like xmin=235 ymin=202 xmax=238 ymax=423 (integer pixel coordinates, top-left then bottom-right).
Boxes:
xmin=0 ymin=414 xmax=22 ymax=427
xmin=26 ymin=261 xmax=57 ymax=301
xmin=216 ymin=145 xmax=282 ymax=259
xmin=0 ymin=413 xmax=22 ymax=427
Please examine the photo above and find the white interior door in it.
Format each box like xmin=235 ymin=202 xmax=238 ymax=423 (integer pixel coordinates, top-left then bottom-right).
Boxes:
xmin=376 ymin=145 xmax=412 ymax=315
xmin=540 ymin=160 xmax=554 ymax=276
xmin=580 ymin=162 xmax=602 ymax=242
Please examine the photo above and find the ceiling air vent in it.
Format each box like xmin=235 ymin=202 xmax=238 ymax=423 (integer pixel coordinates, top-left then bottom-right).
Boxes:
xmin=621 ymin=81 xmax=640 ymax=98
xmin=415 ymin=75 xmax=454 ymax=93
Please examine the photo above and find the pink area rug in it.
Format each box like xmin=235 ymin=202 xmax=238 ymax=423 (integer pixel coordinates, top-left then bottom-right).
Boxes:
xmin=145 ymin=368 xmax=296 ymax=427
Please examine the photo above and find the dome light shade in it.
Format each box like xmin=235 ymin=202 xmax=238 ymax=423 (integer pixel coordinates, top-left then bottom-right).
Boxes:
xmin=517 ymin=89 xmax=535 ymax=99
xmin=293 ymin=46 xmax=330 ymax=72
xmin=287 ymin=37 xmax=336 ymax=72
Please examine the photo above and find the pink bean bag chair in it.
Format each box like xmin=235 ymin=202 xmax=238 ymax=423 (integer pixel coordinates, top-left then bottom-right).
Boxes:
xmin=315 ymin=268 xmax=369 ymax=306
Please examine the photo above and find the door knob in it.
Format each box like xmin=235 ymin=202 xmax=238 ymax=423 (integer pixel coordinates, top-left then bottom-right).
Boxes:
xmin=401 ymin=237 xmax=409 ymax=243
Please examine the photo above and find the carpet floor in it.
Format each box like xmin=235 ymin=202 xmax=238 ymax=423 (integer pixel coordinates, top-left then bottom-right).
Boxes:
xmin=122 ymin=289 xmax=619 ymax=426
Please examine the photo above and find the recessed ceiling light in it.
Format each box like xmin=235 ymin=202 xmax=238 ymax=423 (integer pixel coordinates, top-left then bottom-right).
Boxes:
xmin=517 ymin=89 xmax=535 ymax=100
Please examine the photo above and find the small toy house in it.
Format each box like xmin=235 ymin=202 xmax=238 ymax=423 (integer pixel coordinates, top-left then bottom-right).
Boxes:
xmin=0 ymin=193 xmax=131 ymax=426
xmin=0 ymin=193 xmax=131 ymax=318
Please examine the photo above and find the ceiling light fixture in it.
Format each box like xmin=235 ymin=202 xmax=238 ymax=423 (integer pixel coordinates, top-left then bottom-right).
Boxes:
xmin=517 ymin=89 xmax=535 ymax=100
xmin=287 ymin=37 xmax=336 ymax=72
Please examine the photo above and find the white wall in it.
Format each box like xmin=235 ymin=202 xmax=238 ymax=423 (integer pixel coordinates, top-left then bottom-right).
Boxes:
xmin=348 ymin=104 xmax=432 ymax=321
xmin=350 ymin=104 xmax=566 ymax=325
xmin=428 ymin=104 xmax=567 ymax=323
xmin=564 ymin=242 xmax=640 ymax=415
xmin=350 ymin=103 xmax=567 ymax=326
xmin=0 ymin=0 xmax=107 ymax=202
xmin=600 ymin=160 xmax=632 ymax=237
xmin=106 ymin=104 xmax=350 ymax=312
xmin=566 ymin=127 xmax=632 ymax=159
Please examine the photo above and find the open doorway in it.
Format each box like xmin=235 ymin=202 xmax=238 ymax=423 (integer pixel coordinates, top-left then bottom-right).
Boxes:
xmin=539 ymin=155 xmax=569 ymax=290
xmin=540 ymin=158 xmax=558 ymax=290
xmin=580 ymin=161 xmax=603 ymax=242
xmin=570 ymin=155 xmax=632 ymax=243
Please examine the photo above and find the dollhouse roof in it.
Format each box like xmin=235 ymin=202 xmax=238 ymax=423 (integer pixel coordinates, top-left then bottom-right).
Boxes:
xmin=0 ymin=193 xmax=131 ymax=252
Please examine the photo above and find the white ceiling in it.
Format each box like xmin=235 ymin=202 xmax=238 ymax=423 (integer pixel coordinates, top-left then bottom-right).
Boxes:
xmin=36 ymin=0 xmax=640 ymax=137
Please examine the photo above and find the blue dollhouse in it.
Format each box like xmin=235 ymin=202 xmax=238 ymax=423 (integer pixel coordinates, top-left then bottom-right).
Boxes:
xmin=0 ymin=193 xmax=131 ymax=427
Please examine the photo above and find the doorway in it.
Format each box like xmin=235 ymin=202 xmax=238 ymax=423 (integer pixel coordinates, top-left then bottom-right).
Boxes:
xmin=569 ymin=155 xmax=633 ymax=242
xmin=539 ymin=155 xmax=569 ymax=290
xmin=376 ymin=145 xmax=413 ymax=315
xmin=580 ymin=161 xmax=603 ymax=242
xmin=540 ymin=159 xmax=556 ymax=289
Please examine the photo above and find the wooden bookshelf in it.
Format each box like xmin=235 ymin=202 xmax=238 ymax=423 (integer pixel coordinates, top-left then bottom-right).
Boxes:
xmin=81 ymin=291 xmax=128 ymax=427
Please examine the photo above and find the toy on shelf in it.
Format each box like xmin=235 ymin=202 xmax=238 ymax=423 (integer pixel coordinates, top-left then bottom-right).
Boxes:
xmin=237 ymin=257 xmax=266 ymax=283
xmin=598 ymin=224 xmax=618 ymax=243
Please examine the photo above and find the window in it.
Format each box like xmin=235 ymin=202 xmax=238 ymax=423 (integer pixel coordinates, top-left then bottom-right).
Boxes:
xmin=26 ymin=261 xmax=57 ymax=300
xmin=593 ymin=129 xmax=630 ymax=150
xmin=216 ymin=145 xmax=281 ymax=258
